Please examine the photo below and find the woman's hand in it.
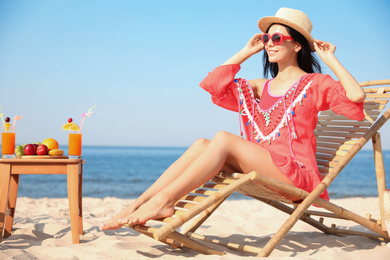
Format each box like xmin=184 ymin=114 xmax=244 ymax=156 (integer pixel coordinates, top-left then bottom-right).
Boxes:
xmin=314 ymin=39 xmax=336 ymax=63
xmin=244 ymin=33 xmax=264 ymax=55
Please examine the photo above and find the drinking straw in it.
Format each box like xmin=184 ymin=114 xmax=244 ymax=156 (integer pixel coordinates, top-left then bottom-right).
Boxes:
xmin=0 ymin=106 xmax=4 ymax=131
xmin=78 ymin=105 xmax=96 ymax=133
xmin=11 ymin=116 xmax=23 ymax=132
xmin=0 ymin=112 xmax=6 ymax=132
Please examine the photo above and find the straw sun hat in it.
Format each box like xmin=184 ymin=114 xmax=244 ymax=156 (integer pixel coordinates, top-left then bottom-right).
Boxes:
xmin=258 ymin=7 xmax=315 ymax=51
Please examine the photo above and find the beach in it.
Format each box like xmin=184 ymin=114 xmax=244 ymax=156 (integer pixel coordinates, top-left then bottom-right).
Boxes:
xmin=1 ymin=196 xmax=389 ymax=259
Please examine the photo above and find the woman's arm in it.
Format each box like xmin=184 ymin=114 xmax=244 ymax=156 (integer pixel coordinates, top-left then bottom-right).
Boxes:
xmin=314 ymin=39 xmax=366 ymax=103
xmin=222 ymin=33 xmax=266 ymax=97
xmin=222 ymin=33 xmax=264 ymax=65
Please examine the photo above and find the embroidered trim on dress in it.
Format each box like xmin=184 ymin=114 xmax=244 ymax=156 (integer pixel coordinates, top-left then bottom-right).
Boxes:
xmin=237 ymin=77 xmax=313 ymax=143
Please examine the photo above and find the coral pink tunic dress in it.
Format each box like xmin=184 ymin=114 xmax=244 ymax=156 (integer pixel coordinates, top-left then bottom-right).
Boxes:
xmin=200 ymin=64 xmax=365 ymax=200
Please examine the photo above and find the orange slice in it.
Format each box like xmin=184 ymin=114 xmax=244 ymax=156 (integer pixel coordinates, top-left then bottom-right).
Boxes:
xmin=4 ymin=123 xmax=11 ymax=132
xmin=63 ymin=123 xmax=80 ymax=131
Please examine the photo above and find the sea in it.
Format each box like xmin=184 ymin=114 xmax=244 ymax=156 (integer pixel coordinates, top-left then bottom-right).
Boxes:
xmin=16 ymin=146 xmax=390 ymax=200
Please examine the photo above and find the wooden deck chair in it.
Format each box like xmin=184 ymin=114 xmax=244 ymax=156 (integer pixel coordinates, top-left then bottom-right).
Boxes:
xmin=126 ymin=80 xmax=390 ymax=257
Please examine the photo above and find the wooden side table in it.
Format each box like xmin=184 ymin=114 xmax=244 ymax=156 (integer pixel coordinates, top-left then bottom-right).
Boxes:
xmin=0 ymin=158 xmax=84 ymax=244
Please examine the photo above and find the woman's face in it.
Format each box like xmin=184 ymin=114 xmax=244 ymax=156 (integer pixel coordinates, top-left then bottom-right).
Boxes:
xmin=265 ymin=24 xmax=299 ymax=64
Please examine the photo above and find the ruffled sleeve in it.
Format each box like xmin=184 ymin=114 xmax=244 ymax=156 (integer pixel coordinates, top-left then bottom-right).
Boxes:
xmin=314 ymin=74 xmax=364 ymax=120
xmin=199 ymin=64 xmax=241 ymax=112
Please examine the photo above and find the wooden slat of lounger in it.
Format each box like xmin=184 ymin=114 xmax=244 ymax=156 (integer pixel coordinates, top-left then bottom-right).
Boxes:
xmin=363 ymin=109 xmax=382 ymax=114
xmin=316 ymin=142 xmax=346 ymax=149
xmin=316 ymin=159 xmax=332 ymax=167
xmin=338 ymin=141 xmax=359 ymax=149
xmin=316 ymin=132 xmax=362 ymax=139
xmin=315 ymin=131 xmax=364 ymax=138
xmin=316 ymin=137 xmax=351 ymax=144
xmin=175 ymin=201 xmax=197 ymax=210
xmin=173 ymin=209 xmax=186 ymax=216
xmin=316 ymin=159 xmax=343 ymax=169
xmin=180 ymin=194 xmax=207 ymax=203
xmin=317 ymin=165 xmax=330 ymax=171
xmin=316 ymin=154 xmax=335 ymax=161
xmin=188 ymin=181 xmax=233 ymax=198
xmin=316 ymin=156 xmax=336 ymax=164
xmin=216 ymin=172 xmax=246 ymax=179
xmin=317 ymin=146 xmax=354 ymax=156
xmin=316 ymin=147 xmax=337 ymax=153
xmin=315 ymin=126 xmax=370 ymax=134
xmin=360 ymin=81 xmax=390 ymax=88
xmin=365 ymin=98 xmax=389 ymax=102
xmin=190 ymin=188 xmax=217 ymax=196
xmin=210 ymin=176 xmax=236 ymax=184
xmin=366 ymin=93 xmax=390 ymax=99
xmin=318 ymin=105 xmax=384 ymax=116
xmin=318 ymin=114 xmax=378 ymax=121
xmin=202 ymin=183 xmax=229 ymax=190
xmin=330 ymin=155 xmax=346 ymax=162
xmin=318 ymin=121 xmax=373 ymax=127
xmin=318 ymin=167 xmax=330 ymax=178
xmin=317 ymin=122 xmax=372 ymax=128
xmin=317 ymin=116 xmax=378 ymax=123
xmin=364 ymin=101 xmax=388 ymax=107
xmin=317 ymin=154 xmax=347 ymax=164
xmin=364 ymin=101 xmax=385 ymax=105
xmin=364 ymin=104 xmax=385 ymax=110
xmin=318 ymin=116 xmax=378 ymax=123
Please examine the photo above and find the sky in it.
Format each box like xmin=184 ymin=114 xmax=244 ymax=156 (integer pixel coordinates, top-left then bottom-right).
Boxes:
xmin=0 ymin=0 xmax=389 ymax=149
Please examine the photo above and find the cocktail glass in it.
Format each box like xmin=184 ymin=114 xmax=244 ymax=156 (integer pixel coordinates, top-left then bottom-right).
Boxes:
xmin=2 ymin=132 xmax=15 ymax=158
xmin=68 ymin=133 xmax=82 ymax=159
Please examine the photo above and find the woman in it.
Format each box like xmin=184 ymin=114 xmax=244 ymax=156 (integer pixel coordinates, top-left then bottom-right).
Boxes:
xmin=101 ymin=7 xmax=365 ymax=230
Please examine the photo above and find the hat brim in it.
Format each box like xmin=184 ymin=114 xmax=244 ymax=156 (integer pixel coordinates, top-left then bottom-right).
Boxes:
xmin=258 ymin=16 xmax=315 ymax=52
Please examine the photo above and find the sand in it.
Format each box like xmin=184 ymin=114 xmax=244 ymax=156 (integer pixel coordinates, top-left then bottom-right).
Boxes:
xmin=1 ymin=197 xmax=389 ymax=259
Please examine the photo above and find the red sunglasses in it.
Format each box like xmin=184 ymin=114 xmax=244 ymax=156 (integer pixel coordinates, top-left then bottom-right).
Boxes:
xmin=261 ymin=33 xmax=293 ymax=46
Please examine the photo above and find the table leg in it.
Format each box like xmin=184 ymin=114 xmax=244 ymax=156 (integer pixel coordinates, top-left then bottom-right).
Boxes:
xmin=78 ymin=163 xmax=83 ymax=235
xmin=0 ymin=164 xmax=12 ymax=243
xmin=4 ymin=174 xmax=20 ymax=238
xmin=67 ymin=164 xmax=80 ymax=244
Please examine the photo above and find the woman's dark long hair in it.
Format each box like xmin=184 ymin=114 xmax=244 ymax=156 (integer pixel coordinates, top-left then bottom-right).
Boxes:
xmin=263 ymin=24 xmax=321 ymax=78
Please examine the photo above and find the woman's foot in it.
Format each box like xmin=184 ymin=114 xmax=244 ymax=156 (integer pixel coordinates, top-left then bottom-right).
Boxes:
xmin=100 ymin=203 xmax=139 ymax=230
xmin=120 ymin=195 xmax=175 ymax=226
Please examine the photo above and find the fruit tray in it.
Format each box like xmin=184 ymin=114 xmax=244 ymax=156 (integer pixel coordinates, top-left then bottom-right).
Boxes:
xmin=17 ymin=155 xmax=69 ymax=159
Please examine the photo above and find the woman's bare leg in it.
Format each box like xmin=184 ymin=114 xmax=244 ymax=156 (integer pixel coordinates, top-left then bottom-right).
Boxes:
xmin=101 ymin=138 xmax=211 ymax=230
xmin=121 ymin=131 xmax=296 ymax=226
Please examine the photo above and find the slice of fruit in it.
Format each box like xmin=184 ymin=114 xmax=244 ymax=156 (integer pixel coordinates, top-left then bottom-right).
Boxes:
xmin=4 ymin=123 xmax=11 ymax=131
xmin=42 ymin=138 xmax=59 ymax=151
xmin=48 ymin=149 xmax=64 ymax=156
xmin=63 ymin=123 xmax=80 ymax=132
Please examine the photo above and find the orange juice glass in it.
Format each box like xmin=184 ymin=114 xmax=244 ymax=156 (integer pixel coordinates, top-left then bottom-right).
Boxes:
xmin=68 ymin=133 xmax=82 ymax=158
xmin=2 ymin=132 xmax=16 ymax=158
